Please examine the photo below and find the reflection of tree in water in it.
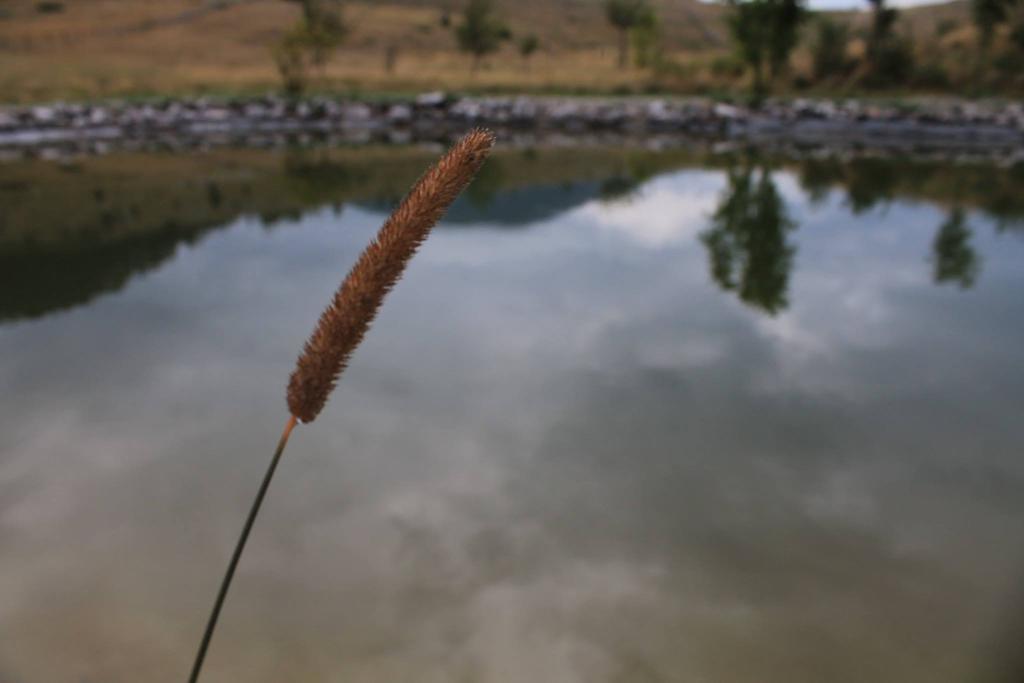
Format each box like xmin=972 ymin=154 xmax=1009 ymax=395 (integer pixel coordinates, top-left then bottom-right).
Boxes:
xmin=987 ymin=162 xmax=1024 ymax=230
xmin=598 ymin=157 xmax=664 ymax=204
xmin=281 ymin=147 xmax=354 ymax=218
xmin=796 ymin=157 xmax=897 ymax=213
xmin=465 ymin=156 xmax=505 ymax=207
xmin=701 ymin=163 xmax=797 ymax=315
xmin=0 ymin=223 xmax=209 ymax=323
xmin=598 ymin=174 xmax=641 ymax=202
xmin=932 ymin=208 xmax=980 ymax=289
xmin=843 ymin=159 xmax=898 ymax=214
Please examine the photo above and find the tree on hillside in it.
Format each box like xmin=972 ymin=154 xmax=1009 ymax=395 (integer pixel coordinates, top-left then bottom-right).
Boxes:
xmin=384 ymin=44 xmax=399 ymax=73
xmin=868 ymin=0 xmax=896 ymax=47
xmin=973 ymin=0 xmax=1011 ymax=48
xmin=726 ymin=0 xmax=774 ymax=98
xmin=455 ymin=0 xmax=509 ymax=72
xmin=811 ymin=17 xmax=852 ymax=81
xmin=605 ymin=0 xmax=649 ymax=68
xmin=631 ymin=5 xmax=662 ymax=68
xmin=1012 ymin=15 xmax=1024 ymax=49
xmin=273 ymin=0 xmax=347 ymax=95
xmin=726 ymin=0 xmax=806 ymax=100
xmin=297 ymin=0 xmax=347 ymax=69
xmin=863 ymin=0 xmax=912 ymax=85
xmin=973 ymin=0 xmax=1023 ymax=53
xmin=767 ymin=0 xmax=804 ymax=81
xmin=518 ymin=34 xmax=539 ymax=71
xmin=274 ymin=29 xmax=310 ymax=95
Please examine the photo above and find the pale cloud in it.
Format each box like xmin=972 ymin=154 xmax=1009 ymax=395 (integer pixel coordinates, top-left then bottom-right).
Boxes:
xmin=575 ymin=173 xmax=723 ymax=249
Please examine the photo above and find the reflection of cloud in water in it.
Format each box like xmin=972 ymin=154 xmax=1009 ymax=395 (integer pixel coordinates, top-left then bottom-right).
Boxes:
xmin=577 ymin=172 xmax=723 ymax=248
xmin=1 ymin=168 xmax=1024 ymax=682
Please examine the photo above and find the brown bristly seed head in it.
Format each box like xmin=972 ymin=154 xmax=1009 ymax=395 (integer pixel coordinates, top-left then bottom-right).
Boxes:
xmin=286 ymin=128 xmax=496 ymax=424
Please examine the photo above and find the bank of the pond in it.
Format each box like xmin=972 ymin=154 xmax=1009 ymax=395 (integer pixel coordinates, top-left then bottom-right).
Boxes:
xmin=2 ymin=94 xmax=1024 ymax=159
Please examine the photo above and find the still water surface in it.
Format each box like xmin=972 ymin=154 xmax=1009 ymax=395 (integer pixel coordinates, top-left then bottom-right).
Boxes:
xmin=1 ymin=144 xmax=1024 ymax=682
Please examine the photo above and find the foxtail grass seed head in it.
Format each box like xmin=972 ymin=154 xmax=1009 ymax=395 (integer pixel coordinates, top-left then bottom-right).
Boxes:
xmin=286 ymin=129 xmax=496 ymax=423
xmin=187 ymin=135 xmax=497 ymax=683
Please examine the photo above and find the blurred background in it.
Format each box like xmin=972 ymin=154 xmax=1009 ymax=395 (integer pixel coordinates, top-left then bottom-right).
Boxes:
xmin=3 ymin=2 xmax=1024 ymax=683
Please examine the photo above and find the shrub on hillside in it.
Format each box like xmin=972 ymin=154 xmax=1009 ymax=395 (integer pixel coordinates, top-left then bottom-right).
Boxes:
xmin=35 ymin=2 xmax=64 ymax=13
xmin=914 ymin=62 xmax=950 ymax=88
xmin=862 ymin=35 xmax=914 ymax=86
xmin=710 ymin=53 xmax=746 ymax=79
xmin=1010 ymin=20 xmax=1024 ymax=50
xmin=934 ymin=19 xmax=958 ymax=37
xmin=811 ymin=17 xmax=853 ymax=81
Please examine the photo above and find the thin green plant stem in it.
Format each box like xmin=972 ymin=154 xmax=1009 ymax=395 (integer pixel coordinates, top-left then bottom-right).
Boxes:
xmin=187 ymin=415 xmax=298 ymax=683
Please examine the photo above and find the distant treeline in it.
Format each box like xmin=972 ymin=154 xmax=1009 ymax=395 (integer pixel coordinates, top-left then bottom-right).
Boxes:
xmin=269 ymin=0 xmax=1024 ymax=97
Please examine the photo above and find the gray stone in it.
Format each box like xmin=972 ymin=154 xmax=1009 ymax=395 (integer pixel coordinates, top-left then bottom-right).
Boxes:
xmin=415 ymin=91 xmax=447 ymax=107
xmin=31 ymin=106 xmax=56 ymax=124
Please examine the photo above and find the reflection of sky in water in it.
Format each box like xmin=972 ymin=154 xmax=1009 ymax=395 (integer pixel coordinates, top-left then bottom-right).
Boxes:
xmin=2 ymin=165 xmax=1024 ymax=683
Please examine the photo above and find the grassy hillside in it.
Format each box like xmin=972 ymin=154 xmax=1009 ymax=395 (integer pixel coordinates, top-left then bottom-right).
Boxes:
xmin=0 ymin=0 xmax=1006 ymax=102
xmin=0 ymin=0 xmax=726 ymax=102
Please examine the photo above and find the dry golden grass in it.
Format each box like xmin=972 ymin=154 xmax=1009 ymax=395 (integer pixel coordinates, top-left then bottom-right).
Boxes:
xmin=0 ymin=0 xmax=993 ymax=102
xmin=0 ymin=48 xmax=720 ymax=102
xmin=0 ymin=0 xmax=725 ymax=101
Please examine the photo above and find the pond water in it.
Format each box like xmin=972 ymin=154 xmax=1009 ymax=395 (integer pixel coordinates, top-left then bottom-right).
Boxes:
xmin=1 ymin=143 xmax=1024 ymax=683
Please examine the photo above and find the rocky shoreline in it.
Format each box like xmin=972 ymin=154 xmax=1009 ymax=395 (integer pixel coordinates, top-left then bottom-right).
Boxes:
xmin=2 ymin=93 xmax=1024 ymax=159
